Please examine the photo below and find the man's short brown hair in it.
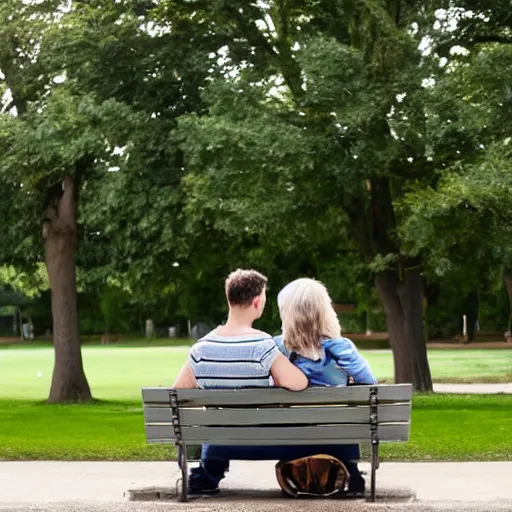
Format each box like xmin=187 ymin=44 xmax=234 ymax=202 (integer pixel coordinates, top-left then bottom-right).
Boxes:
xmin=225 ymin=269 xmax=268 ymax=307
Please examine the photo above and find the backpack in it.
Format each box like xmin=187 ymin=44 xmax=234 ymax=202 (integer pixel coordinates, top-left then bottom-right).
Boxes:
xmin=275 ymin=454 xmax=349 ymax=498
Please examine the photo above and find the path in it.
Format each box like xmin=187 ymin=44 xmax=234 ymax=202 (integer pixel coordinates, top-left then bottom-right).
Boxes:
xmin=433 ymin=383 xmax=512 ymax=394
xmin=428 ymin=342 xmax=512 ymax=349
xmin=1 ymin=461 xmax=511 ymax=511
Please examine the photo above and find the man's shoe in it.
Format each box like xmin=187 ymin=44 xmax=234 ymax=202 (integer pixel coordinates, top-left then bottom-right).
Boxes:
xmin=187 ymin=483 xmax=220 ymax=497
xmin=187 ymin=466 xmax=221 ymax=497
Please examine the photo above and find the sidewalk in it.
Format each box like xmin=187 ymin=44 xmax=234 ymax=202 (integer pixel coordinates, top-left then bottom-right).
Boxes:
xmin=433 ymin=383 xmax=512 ymax=394
xmin=1 ymin=461 xmax=511 ymax=510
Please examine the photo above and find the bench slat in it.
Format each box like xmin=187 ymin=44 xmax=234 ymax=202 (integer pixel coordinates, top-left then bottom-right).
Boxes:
xmin=145 ymin=423 xmax=410 ymax=444
xmin=144 ymin=403 xmax=411 ymax=426
xmin=142 ymin=384 xmax=413 ymax=407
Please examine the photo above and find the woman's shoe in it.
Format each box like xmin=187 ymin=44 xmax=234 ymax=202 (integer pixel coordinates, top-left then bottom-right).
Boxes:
xmin=345 ymin=472 xmax=365 ymax=498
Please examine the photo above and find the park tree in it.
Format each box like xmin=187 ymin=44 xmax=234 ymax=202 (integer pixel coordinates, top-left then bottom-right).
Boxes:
xmin=57 ymin=1 xmax=351 ymax=329
xmin=399 ymin=23 xmax=512 ymax=339
xmin=446 ymin=0 xmax=512 ymax=337
xmin=0 ymin=0 xmax=96 ymax=402
xmin=56 ymin=1 xmax=237 ymax=321
xmin=170 ymin=0 xmax=450 ymax=390
xmin=0 ymin=0 xmax=179 ymax=402
xmin=0 ymin=85 xmax=138 ymax=404
xmin=0 ymin=0 xmax=247 ymax=401
xmin=173 ymin=0 xmax=512 ymax=390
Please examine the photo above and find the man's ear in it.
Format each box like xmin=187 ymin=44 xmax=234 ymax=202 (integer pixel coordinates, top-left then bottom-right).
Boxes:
xmin=253 ymin=296 xmax=260 ymax=309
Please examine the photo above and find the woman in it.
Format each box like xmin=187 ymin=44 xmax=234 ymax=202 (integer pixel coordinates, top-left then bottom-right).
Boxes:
xmin=276 ymin=278 xmax=376 ymax=387
xmin=271 ymin=278 xmax=377 ymax=494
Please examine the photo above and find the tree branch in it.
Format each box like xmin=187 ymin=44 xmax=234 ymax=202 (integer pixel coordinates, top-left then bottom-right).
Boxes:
xmin=224 ymin=3 xmax=303 ymax=100
xmin=0 ymin=52 xmax=29 ymax=116
xmin=272 ymin=0 xmax=303 ymax=100
xmin=436 ymin=34 xmax=512 ymax=57
xmin=391 ymin=158 xmax=447 ymax=178
xmin=1 ymin=99 xmax=15 ymax=114
xmin=370 ymin=177 xmax=400 ymax=256
xmin=58 ymin=175 xmax=76 ymax=230
xmin=345 ymin=193 xmax=374 ymax=261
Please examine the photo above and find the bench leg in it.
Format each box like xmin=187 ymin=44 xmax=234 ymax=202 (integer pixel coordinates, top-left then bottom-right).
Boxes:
xmin=370 ymin=439 xmax=379 ymax=502
xmin=177 ymin=443 xmax=188 ymax=502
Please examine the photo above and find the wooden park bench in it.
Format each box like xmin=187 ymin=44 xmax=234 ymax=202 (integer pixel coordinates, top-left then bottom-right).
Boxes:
xmin=142 ymin=384 xmax=412 ymax=502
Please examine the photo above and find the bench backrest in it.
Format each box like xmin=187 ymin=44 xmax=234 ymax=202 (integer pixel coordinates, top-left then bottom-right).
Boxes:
xmin=142 ymin=384 xmax=412 ymax=446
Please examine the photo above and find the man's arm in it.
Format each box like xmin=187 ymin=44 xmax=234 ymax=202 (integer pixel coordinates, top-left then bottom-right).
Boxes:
xmin=173 ymin=361 xmax=198 ymax=388
xmin=326 ymin=338 xmax=377 ymax=384
xmin=270 ymin=353 xmax=308 ymax=391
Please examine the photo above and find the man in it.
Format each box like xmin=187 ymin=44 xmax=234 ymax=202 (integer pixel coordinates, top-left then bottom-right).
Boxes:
xmin=173 ymin=269 xmax=308 ymax=494
xmin=173 ymin=268 xmax=308 ymax=390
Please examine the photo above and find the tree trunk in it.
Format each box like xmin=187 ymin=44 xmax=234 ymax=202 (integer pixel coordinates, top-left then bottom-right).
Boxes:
xmin=44 ymin=175 xmax=92 ymax=403
xmin=504 ymin=275 xmax=512 ymax=333
xmin=399 ymin=267 xmax=432 ymax=392
xmin=346 ymin=177 xmax=433 ymax=392
xmin=376 ymin=266 xmax=433 ymax=392
xmin=504 ymin=275 xmax=512 ymax=301
xmin=375 ymin=270 xmax=412 ymax=383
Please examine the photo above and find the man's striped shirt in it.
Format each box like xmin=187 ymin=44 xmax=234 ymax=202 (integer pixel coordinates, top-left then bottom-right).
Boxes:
xmin=189 ymin=330 xmax=279 ymax=389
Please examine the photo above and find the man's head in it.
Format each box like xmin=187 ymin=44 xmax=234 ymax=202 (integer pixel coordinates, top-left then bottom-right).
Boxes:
xmin=225 ymin=269 xmax=268 ymax=319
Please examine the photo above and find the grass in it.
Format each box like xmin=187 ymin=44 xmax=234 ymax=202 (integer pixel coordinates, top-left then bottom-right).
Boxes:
xmin=1 ymin=395 xmax=511 ymax=461
xmin=0 ymin=344 xmax=511 ymax=461
xmin=0 ymin=345 xmax=511 ymax=401
xmin=0 ymin=400 xmax=165 ymax=461
xmin=0 ymin=345 xmax=187 ymax=401
xmin=380 ymin=395 xmax=512 ymax=461
xmin=412 ymin=349 xmax=512 ymax=384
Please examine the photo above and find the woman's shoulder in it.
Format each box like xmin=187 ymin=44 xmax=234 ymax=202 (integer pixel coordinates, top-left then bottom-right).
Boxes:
xmin=321 ymin=336 xmax=357 ymax=353
xmin=321 ymin=336 xmax=354 ymax=345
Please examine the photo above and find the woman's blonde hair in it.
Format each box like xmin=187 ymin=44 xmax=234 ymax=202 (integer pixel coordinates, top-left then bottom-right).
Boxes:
xmin=280 ymin=278 xmax=341 ymax=360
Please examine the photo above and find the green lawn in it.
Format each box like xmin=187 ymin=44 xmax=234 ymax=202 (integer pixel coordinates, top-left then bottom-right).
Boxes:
xmin=1 ymin=345 xmax=512 ymax=400
xmin=0 ymin=344 xmax=511 ymax=461
xmin=1 ymin=395 xmax=511 ymax=461
xmin=381 ymin=395 xmax=512 ymax=461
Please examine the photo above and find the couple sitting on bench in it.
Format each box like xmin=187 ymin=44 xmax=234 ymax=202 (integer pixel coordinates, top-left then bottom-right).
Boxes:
xmin=173 ymin=269 xmax=377 ymax=497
